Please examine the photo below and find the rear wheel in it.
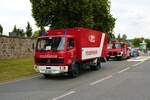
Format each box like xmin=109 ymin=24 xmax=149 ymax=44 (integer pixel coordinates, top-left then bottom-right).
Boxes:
xmin=106 ymin=57 xmax=110 ymax=61
xmin=91 ymin=58 xmax=101 ymax=70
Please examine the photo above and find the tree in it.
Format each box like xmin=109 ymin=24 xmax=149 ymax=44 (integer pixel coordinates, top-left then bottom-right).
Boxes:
xmin=145 ymin=39 xmax=150 ymax=50
xmin=0 ymin=24 xmax=3 ymax=35
xmin=26 ymin=22 xmax=33 ymax=37
xmin=117 ymin=34 xmax=122 ymax=42
xmin=17 ymin=29 xmax=25 ymax=37
xmin=108 ymin=32 xmax=115 ymax=42
xmin=39 ymin=26 xmax=46 ymax=36
xmin=122 ymin=34 xmax=127 ymax=42
xmin=32 ymin=27 xmax=46 ymax=38
xmin=132 ymin=38 xmax=143 ymax=47
xmin=30 ymin=0 xmax=115 ymax=33
xmin=12 ymin=25 xmax=17 ymax=33
xmin=33 ymin=30 xmax=40 ymax=37
xmin=12 ymin=25 xmax=25 ymax=37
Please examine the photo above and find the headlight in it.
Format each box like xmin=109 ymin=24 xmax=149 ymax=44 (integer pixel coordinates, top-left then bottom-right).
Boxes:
xmin=118 ymin=52 xmax=123 ymax=55
xmin=118 ymin=52 xmax=121 ymax=55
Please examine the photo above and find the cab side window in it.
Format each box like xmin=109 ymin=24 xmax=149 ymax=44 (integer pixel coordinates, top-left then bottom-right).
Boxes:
xmin=67 ymin=38 xmax=74 ymax=49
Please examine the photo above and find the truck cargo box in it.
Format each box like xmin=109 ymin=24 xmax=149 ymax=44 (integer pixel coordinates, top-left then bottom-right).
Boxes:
xmin=48 ymin=28 xmax=108 ymax=61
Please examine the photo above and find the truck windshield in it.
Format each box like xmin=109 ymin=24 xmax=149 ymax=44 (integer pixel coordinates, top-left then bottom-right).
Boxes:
xmin=36 ymin=37 xmax=65 ymax=51
xmin=114 ymin=44 xmax=122 ymax=49
xmin=108 ymin=43 xmax=122 ymax=49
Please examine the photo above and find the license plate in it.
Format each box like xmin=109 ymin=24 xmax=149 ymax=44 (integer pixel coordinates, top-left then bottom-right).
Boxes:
xmin=40 ymin=69 xmax=51 ymax=73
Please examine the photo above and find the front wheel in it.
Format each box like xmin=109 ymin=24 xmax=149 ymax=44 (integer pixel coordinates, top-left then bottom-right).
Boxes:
xmin=68 ymin=61 xmax=80 ymax=78
xmin=116 ymin=56 xmax=123 ymax=60
xmin=43 ymin=74 xmax=50 ymax=78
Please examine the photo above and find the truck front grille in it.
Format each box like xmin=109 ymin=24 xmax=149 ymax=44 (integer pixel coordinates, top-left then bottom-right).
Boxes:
xmin=108 ymin=52 xmax=117 ymax=56
xmin=36 ymin=58 xmax=64 ymax=65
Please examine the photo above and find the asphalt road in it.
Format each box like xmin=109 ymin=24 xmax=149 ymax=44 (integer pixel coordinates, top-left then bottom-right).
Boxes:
xmin=0 ymin=56 xmax=150 ymax=100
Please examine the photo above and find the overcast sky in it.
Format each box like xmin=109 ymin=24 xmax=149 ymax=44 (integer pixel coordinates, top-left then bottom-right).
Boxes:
xmin=0 ymin=0 xmax=37 ymax=35
xmin=111 ymin=0 xmax=150 ymax=39
xmin=0 ymin=0 xmax=150 ymax=39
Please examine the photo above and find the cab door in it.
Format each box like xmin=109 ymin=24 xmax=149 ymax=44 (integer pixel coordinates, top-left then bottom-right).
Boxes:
xmin=124 ymin=44 xmax=128 ymax=58
xmin=66 ymin=38 xmax=76 ymax=64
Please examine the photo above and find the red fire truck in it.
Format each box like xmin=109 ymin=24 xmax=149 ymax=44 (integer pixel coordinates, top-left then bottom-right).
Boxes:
xmin=107 ymin=42 xmax=130 ymax=60
xmin=34 ymin=28 xmax=108 ymax=77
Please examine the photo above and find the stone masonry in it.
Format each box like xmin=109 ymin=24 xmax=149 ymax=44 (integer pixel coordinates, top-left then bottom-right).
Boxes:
xmin=0 ymin=36 xmax=36 ymax=59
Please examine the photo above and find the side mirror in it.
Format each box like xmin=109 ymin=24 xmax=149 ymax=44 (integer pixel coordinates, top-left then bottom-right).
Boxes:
xmin=67 ymin=47 xmax=73 ymax=51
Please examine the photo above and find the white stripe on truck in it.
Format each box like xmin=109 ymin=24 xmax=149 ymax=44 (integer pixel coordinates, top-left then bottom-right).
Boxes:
xmin=99 ymin=33 xmax=106 ymax=56
xmin=82 ymin=33 xmax=106 ymax=60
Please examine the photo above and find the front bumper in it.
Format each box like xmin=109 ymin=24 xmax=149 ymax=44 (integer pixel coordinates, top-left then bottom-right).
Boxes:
xmin=108 ymin=52 xmax=123 ymax=58
xmin=109 ymin=55 xmax=122 ymax=58
xmin=34 ymin=65 xmax=68 ymax=74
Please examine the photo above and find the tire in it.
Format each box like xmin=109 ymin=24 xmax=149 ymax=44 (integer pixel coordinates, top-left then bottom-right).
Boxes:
xmin=127 ymin=56 xmax=130 ymax=59
xmin=106 ymin=57 xmax=110 ymax=61
xmin=68 ymin=61 xmax=80 ymax=78
xmin=43 ymin=74 xmax=50 ymax=78
xmin=91 ymin=58 xmax=101 ymax=70
xmin=116 ymin=56 xmax=122 ymax=61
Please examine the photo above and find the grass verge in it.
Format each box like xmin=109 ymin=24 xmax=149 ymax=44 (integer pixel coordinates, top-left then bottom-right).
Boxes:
xmin=0 ymin=58 xmax=37 ymax=83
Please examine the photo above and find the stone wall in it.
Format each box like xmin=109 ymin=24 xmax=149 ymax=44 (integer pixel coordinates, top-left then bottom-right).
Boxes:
xmin=0 ymin=36 xmax=36 ymax=59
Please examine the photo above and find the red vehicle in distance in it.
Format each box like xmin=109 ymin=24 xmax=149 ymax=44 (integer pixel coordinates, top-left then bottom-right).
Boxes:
xmin=34 ymin=28 xmax=108 ymax=78
xmin=107 ymin=41 xmax=130 ymax=60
